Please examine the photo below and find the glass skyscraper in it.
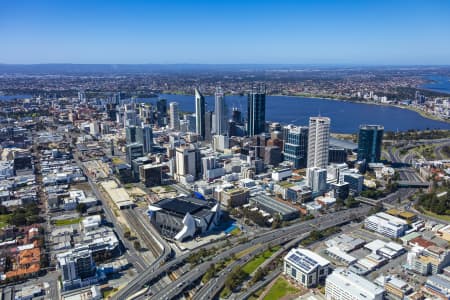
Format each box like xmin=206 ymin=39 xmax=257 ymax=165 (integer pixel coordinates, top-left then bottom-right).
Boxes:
xmin=283 ymin=125 xmax=309 ymax=169
xmin=357 ymin=124 xmax=384 ymax=163
xmin=195 ymin=88 xmax=206 ymax=139
xmin=247 ymin=85 xmax=266 ymax=136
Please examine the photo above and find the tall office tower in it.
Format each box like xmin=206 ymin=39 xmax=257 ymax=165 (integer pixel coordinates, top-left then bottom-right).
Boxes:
xmin=169 ymin=102 xmax=180 ymax=130
xmin=357 ymin=124 xmax=384 ymax=163
xmin=175 ymin=147 xmax=199 ymax=180
xmin=195 ymin=88 xmax=206 ymax=139
xmin=204 ymin=111 xmax=213 ymax=142
xmin=247 ymin=85 xmax=266 ymax=136
xmin=307 ymin=116 xmax=331 ymax=169
xmin=231 ymin=107 xmax=242 ymax=124
xmin=136 ymin=124 xmax=153 ymax=154
xmin=125 ymin=125 xmax=137 ymax=144
xmin=214 ymin=87 xmax=227 ymax=135
xmin=283 ymin=125 xmax=309 ymax=169
xmin=157 ymin=98 xmax=167 ymax=126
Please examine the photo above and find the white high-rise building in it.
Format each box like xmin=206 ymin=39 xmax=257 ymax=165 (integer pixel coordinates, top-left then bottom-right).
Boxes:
xmin=307 ymin=116 xmax=331 ymax=169
xmin=214 ymin=87 xmax=227 ymax=135
xmin=325 ymin=268 xmax=384 ymax=300
xmin=169 ymin=102 xmax=180 ymax=131
xmin=175 ymin=147 xmax=198 ymax=181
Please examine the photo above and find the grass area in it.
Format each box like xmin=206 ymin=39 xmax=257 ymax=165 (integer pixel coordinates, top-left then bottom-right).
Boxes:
xmin=263 ymin=277 xmax=300 ymax=300
xmin=0 ymin=214 xmax=11 ymax=229
xmin=54 ymin=217 xmax=82 ymax=226
xmin=242 ymin=246 xmax=280 ymax=275
xmin=236 ymin=244 xmax=260 ymax=259
xmin=414 ymin=144 xmax=436 ymax=160
xmin=421 ymin=208 xmax=450 ymax=222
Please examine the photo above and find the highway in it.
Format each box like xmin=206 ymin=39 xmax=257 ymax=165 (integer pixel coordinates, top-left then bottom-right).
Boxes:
xmin=194 ymin=232 xmax=311 ymax=300
xmin=149 ymin=205 xmax=371 ymax=300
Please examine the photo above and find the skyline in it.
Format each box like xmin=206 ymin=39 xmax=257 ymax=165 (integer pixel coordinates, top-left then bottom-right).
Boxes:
xmin=1 ymin=0 xmax=450 ymax=65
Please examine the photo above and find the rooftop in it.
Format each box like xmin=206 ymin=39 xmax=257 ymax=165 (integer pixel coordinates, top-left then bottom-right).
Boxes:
xmin=285 ymin=248 xmax=330 ymax=274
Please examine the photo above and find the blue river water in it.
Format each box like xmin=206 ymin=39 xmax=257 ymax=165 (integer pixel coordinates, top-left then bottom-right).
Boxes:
xmin=421 ymin=76 xmax=450 ymax=95
xmin=140 ymin=94 xmax=450 ymax=134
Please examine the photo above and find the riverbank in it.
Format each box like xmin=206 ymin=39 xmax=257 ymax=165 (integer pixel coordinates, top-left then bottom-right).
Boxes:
xmin=279 ymin=93 xmax=450 ymax=125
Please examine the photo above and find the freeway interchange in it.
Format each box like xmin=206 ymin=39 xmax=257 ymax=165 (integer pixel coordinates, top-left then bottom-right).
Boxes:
xmin=114 ymin=205 xmax=371 ymax=300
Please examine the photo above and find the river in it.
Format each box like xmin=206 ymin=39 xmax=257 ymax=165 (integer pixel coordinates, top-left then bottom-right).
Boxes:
xmin=139 ymin=94 xmax=450 ymax=134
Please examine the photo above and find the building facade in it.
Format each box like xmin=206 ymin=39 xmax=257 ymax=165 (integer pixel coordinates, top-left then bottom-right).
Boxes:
xmin=307 ymin=116 xmax=330 ymax=169
xmin=214 ymin=87 xmax=227 ymax=135
xmin=283 ymin=125 xmax=308 ymax=169
xmin=169 ymin=102 xmax=180 ymax=131
xmin=325 ymin=268 xmax=384 ymax=300
xmin=195 ymin=88 xmax=206 ymax=139
xmin=357 ymin=125 xmax=384 ymax=163
xmin=284 ymin=248 xmax=331 ymax=287
xmin=247 ymin=86 xmax=266 ymax=136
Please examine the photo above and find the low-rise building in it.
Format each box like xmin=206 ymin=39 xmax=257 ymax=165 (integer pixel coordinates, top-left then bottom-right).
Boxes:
xmin=364 ymin=212 xmax=408 ymax=238
xmin=374 ymin=275 xmax=412 ymax=300
xmin=219 ymin=188 xmax=249 ymax=208
xmin=325 ymin=268 xmax=384 ymax=300
xmin=284 ymin=248 xmax=330 ymax=287
xmin=422 ymin=274 xmax=450 ymax=299
xmin=249 ymin=194 xmax=299 ymax=221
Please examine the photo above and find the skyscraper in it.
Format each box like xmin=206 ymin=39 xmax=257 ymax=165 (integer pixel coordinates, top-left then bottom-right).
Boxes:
xmin=169 ymin=102 xmax=180 ymax=131
xmin=247 ymin=85 xmax=266 ymax=136
xmin=136 ymin=124 xmax=153 ymax=154
xmin=283 ymin=125 xmax=309 ymax=169
xmin=357 ymin=125 xmax=384 ymax=163
xmin=195 ymin=88 xmax=206 ymax=139
xmin=214 ymin=87 xmax=227 ymax=135
xmin=204 ymin=111 xmax=213 ymax=142
xmin=156 ymin=98 xmax=167 ymax=126
xmin=125 ymin=125 xmax=137 ymax=145
xmin=307 ymin=116 xmax=331 ymax=169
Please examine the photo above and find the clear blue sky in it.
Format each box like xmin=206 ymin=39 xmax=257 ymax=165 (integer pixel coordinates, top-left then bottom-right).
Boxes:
xmin=1 ymin=0 xmax=450 ymax=64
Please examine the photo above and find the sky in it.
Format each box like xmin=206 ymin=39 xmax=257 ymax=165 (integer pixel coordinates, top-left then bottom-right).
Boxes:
xmin=1 ymin=0 xmax=450 ymax=65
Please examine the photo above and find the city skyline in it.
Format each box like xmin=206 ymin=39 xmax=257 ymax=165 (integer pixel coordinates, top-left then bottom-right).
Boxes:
xmin=1 ymin=0 xmax=450 ymax=65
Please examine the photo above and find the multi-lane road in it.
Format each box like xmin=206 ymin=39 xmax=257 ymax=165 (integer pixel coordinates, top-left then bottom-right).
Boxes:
xmin=147 ymin=205 xmax=371 ymax=300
